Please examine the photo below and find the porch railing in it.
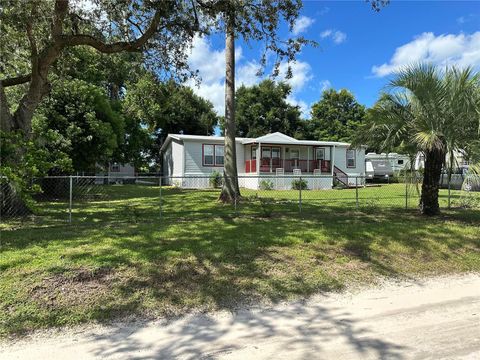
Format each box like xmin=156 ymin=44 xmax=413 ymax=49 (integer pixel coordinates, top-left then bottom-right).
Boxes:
xmin=245 ymin=159 xmax=331 ymax=173
xmin=245 ymin=159 xmax=257 ymax=173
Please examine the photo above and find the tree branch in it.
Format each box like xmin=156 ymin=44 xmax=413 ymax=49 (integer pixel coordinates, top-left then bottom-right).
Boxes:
xmin=60 ymin=11 xmax=162 ymax=54
xmin=0 ymin=75 xmax=32 ymax=87
xmin=52 ymin=0 xmax=69 ymax=37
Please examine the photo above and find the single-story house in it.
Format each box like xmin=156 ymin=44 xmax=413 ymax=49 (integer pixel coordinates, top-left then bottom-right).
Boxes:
xmin=160 ymin=132 xmax=366 ymax=190
xmin=95 ymin=162 xmax=136 ymax=184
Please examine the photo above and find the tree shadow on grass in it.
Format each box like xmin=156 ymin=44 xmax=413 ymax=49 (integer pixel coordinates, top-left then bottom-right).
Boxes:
xmin=1 ymin=193 xmax=479 ymax=336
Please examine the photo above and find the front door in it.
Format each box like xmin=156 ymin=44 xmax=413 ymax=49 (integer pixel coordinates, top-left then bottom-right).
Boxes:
xmin=271 ymin=147 xmax=281 ymax=170
xmin=290 ymin=149 xmax=300 ymax=169
xmin=315 ymin=148 xmax=325 ymax=161
xmin=315 ymin=148 xmax=325 ymax=171
xmin=261 ymin=146 xmax=281 ymax=172
xmin=261 ymin=146 xmax=271 ymax=171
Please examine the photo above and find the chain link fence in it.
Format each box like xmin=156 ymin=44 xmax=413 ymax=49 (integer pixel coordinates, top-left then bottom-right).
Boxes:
xmin=1 ymin=174 xmax=479 ymax=228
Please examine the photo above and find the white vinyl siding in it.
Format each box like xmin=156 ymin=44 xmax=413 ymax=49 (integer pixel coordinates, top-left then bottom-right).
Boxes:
xmin=183 ymin=140 xmax=245 ymax=175
xmin=333 ymin=147 xmax=365 ymax=175
xmin=171 ymin=140 xmax=184 ymax=176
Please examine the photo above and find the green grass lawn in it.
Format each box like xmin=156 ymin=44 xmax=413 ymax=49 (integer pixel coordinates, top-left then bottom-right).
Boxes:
xmin=1 ymin=184 xmax=479 ymax=336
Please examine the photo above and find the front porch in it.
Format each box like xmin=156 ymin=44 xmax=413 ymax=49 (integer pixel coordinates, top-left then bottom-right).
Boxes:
xmin=244 ymin=144 xmax=334 ymax=174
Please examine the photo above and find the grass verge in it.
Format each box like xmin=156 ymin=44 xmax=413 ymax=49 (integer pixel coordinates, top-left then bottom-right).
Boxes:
xmin=1 ymin=185 xmax=479 ymax=336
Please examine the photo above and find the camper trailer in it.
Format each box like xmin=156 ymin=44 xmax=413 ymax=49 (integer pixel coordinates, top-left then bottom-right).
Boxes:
xmin=365 ymin=152 xmax=411 ymax=180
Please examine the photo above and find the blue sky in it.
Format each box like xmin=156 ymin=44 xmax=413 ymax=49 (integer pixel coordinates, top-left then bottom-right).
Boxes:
xmin=187 ymin=1 xmax=480 ymax=119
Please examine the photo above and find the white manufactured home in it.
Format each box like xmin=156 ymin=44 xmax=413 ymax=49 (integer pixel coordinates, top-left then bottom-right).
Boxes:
xmin=160 ymin=132 xmax=366 ymax=190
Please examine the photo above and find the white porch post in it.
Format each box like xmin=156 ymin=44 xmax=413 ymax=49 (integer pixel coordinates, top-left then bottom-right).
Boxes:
xmin=257 ymin=142 xmax=261 ymax=175
xmin=331 ymin=145 xmax=336 ymax=187
xmin=307 ymin=146 xmax=310 ymax=173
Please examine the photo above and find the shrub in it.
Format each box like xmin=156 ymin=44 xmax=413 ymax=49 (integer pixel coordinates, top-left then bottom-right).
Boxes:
xmin=209 ymin=171 xmax=222 ymax=188
xmin=453 ymin=194 xmax=480 ymax=209
xmin=291 ymin=178 xmax=308 ymax=190
xmin=258 ymin=197 xmax=274 ymax=217
xmin=259 ymin=179 xmax=274 ymax=190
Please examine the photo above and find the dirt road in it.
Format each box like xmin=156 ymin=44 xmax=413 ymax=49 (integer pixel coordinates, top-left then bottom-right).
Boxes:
xmin=1 ymin=273 xmax=479 ymax=359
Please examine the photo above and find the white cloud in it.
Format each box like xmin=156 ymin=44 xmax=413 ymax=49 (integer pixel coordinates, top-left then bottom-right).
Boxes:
xmin=187 ymin=36 xmax=261 ymax=115
xmin=318 ymin=7 xmax=330 ymax=16
xmin=372 ymin=32 xmax=480 ymax=77
xmin=292 ymin=16 xmax=315 ymax=35
xmin=457 ymin=14 xmax=476 ymax=24
xmin=278 ymin=61 xmax=313 ymax=92
xmin=320 ymin=29 xmax=347 ymax=44
xmin=320 ymin=80 xmax=332 ymax=92
xmin=286 ymin=96 xmax=310 ymax=119
xmin=278 ymin=61 xmax=314 ymax=118
xmin=320 ymin=29 xmax=332 ymax=38
xmin=332 ymin=31 xmax=347 ymax=44
xmin=187 ymin=37 xmax=314 ymax=117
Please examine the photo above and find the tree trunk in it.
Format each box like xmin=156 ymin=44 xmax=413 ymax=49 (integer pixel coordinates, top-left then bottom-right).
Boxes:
xmin=420 ymin=148 xmax=445 ymax=215
xmin=0 ymin=182 xmax=31 ymax=218
xmin=0 ymin=82 xmax=14 ymax=132
xmin=219 ymin=13 xmax=240 ymax=203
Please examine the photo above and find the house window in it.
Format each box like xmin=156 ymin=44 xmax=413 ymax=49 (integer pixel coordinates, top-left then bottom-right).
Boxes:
xmin=111 ymin=164 xmax=120 ymax=172
xmin=262 ymin=146 xmax=271 ymax=160
xmin=398 ymin=159 xmax=404 ymax=165
xmin=346 ymin=149 xmax=356 ymax=168
xmin=315 ymin=148 xmax=325 ymax=160
xmin=251 ymin=146 xmax=257 ymax=160
xmin=290 ymin=149 xmax=299 ymax=160
xmin=215 ymin=145 xmax=224 ymax=165
xmin=203 ymin=144 xmax=214 ymax=166
xmin=271 ymin=147 xmax=281 ymax=167
xmin=203 ymin=144 xmax=224 ymax=166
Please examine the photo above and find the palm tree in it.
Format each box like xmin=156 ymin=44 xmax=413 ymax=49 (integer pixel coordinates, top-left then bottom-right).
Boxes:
xmin=357 ymin=64 xmax=480 ymax=215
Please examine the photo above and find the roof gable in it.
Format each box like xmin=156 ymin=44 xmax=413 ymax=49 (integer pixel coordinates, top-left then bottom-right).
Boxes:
xmin=254 ymin=132 xmax=298 ymax=144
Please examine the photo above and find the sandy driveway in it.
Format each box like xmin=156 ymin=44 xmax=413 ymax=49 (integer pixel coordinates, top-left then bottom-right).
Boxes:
xmin=1 ymin=273 xmax=480 ymax=359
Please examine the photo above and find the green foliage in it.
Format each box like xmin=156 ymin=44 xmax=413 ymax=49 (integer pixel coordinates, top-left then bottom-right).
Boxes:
xmin=124 ymin=75 xmax=218 ymax=166
xmin=357 ymin=65 xmax=480 ymax=155
xmin=259 ymin=179 xmax=275 ymax=190
xmin=453 ymin=194 xmax=480 ymax=209
xmin=229 ymin=80 xmax=306 ymax=138
xmin=354 ymin=64 xmax=480 ymax=214
xmin=0 ymin=130 xmax=71 ymax=212
xmin=309 ymin=89 xmax=366 ymax=142
xmin=258 ymin=197 xmax=275 ymax=217
xmin=291 ymin=179 xmax=308 ymax=190
xmin=209 ymin=171 xmax=223 ymax=188
xmin=35 ymin=79 xmax=125 ymax=173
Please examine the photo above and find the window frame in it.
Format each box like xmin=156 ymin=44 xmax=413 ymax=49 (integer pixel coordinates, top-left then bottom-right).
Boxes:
xmin=290 ymin=148 xmax=300 ymax=160
xmin=315 ymin=148 xmax=325 ymax=161
xmin=215 ymin=145 xmax=224 ymax=166
xmin=202 ymin=144 xmax=224 ymax=167
xmin=346 ymin=149 xmax=356 ymax=168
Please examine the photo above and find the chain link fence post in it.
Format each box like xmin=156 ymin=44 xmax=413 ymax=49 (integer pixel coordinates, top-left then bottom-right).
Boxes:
xmin=234 ymin=189 xmax=237 ymax=215
xmin=299 ymin=176 xmax=302 ymax=213
xmin=405 ymin=174 xmax=408 ymax=210
xmin=69 ymin=175 xmax=73 ymax=224
xmin=159 ymin=176 xmax=162 ymax=221
xmin=447 ymin=179 xmax=451 ymax=209
xmin=355 ymin=176 xmax=359 ymax=209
